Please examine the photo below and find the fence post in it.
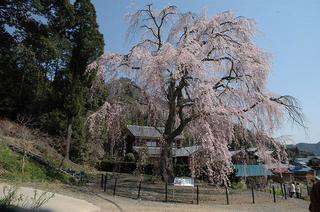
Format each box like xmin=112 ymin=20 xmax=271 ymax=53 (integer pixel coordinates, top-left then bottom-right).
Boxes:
xmin=251 ymin=187 xmax=255 ymax=204
xmin=283 ymin=184 xmax=287 ymax=200
xmin=113 ymin=178 xmax=118 ymax=196
xmin=79 ymin=172 xmax=83 ymax=184
xmin=103 ymin=174 xmax=107 ymax=192
xmin=165 ymin=182 xmax=168 ymax=202
xmin=272 ymin=185 xmax=276 ymax=203
xmin=225 ymin=186 xmax=229 ymax=205
xmin=137 ymin=180 xmax=142 ymax=199
xmin=100 ymin=174 xmax=104 ymax=189
xmin=196 ymin=185 xmax=199 ymax=205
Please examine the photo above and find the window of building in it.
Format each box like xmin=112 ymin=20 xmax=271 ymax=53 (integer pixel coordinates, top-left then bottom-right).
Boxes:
xmin=147 ymin=140 xmax=157 ymax=147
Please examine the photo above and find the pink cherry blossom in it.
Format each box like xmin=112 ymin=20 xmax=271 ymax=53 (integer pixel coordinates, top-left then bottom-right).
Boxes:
xmin=87 ymin=5 xmax=304 ymax=183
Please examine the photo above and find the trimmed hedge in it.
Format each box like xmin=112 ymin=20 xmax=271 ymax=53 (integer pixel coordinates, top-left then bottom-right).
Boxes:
xmin=98 ymin=160 xmax=136 ymax=173
xmin=174 ymin=164 xmax=191 ymax=177
xmin=144 ymin=164 xmax=154 ymax=175
xmin=124 ymin=153 xmax=135 ymax=162
xmin=98 ymin=160 xmax=191 ymax=177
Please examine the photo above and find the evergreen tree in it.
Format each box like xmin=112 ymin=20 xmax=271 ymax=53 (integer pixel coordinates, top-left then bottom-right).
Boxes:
xmin=64 ymin=0 xmax=104 ymax=161
xmin=0 ymin=0 xmax=105 ymax=163
xmin=0 ymin=0 xmax=58 ymax=118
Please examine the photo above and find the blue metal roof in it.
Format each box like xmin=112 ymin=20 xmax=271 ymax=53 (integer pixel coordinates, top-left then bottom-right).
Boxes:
xmin=288 ymin=164 xmax=313 ymax=174
xmin=234 ymin=164 xmax=273 ymax=177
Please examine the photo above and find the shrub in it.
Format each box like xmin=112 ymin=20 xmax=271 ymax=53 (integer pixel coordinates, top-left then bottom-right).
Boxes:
xmin=231 ymin=181 xmax=247 ymax=191
xmin=98 ymin=160 xmax=136 ymax=173
xmin=174 ymin=164 xmax=191 ymax=177
xmin=98 ymin=160 xmax=116 ymax=172
xmin=98 ymin=160 xmax=191 ymax=177
xmin=124 ymin=153 xmax=135 ymax=162
xmin=119 ymin=161 xmax=136 ymax=173
xmin=144 ymin=164 xmax=154 ymax=175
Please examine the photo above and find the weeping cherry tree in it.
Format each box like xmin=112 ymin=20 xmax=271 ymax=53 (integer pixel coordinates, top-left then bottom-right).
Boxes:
xmin=87 ymin=5 xmax=304 ymax=183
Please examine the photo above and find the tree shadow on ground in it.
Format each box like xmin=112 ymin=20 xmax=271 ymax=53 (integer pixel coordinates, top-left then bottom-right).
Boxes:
xmin=0 ymin=207 xmax=52 ymax=212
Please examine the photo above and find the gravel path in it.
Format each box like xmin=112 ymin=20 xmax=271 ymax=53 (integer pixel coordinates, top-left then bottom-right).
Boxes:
xmin=0 ymin=183 xmax=101 ymax=212
xmin=0 ymin=182 xmax=309 ymax=212
xmin=104 ymin=193 xmax=309 ymax=212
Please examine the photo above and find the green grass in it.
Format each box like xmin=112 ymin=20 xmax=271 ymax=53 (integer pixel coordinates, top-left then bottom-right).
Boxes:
xmin=0 ymin=144 xmax=70 ymax=183
xmin=231 ymin=181 xmax=247 ymax=191
xmin=263 ymin=187 xmax=283 ymax=195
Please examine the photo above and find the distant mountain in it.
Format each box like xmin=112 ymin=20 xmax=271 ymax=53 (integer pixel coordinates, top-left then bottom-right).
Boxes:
xmin=287 ymin=142 xmax=320 ymax=156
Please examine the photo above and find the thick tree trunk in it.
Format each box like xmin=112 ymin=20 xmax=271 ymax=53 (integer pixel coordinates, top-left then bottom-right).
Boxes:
xmin=160 ymin=138 xmax=174 ymax=183
xmin=65 ymin=117 xmax=73 ymax=160
xmin=160 ymin=80 xmax=176 ymax=182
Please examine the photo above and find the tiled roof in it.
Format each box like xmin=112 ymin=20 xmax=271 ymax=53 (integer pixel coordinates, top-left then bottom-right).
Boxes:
xmin=127 ymin=125 xmax=184 ymax=139
xmin=230 ymin=149 xmax=273 ymax=157
xmin=174 ymin=146 xmax=201 ymax=157
xmin=234 ymin=164 xmax=273 ymax=177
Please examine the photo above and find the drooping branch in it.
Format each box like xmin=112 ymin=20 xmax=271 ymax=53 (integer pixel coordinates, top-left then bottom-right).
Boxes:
xmin=89 ymin=6 xmax=305 ymax=183
xmin=270 ymin=95 xmax=305 ymax=127
xmin=241 ymin=95 xmax=305 ymax=128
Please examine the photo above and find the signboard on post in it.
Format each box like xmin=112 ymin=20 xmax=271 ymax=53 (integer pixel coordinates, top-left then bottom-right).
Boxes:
xmin=174 ymin=177 xmax=194 ymax=187
xmin=173 ymin=177 xmax=195 ymax=203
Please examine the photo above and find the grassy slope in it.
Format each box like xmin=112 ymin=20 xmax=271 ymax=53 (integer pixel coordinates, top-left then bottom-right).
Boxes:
xmin=0 ymin=143 xmax=69 ymax=183
xmin=0 ymin=119 xmax=97 ymax=183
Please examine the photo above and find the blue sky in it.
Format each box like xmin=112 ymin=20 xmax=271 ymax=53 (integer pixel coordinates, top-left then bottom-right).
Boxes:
xmin=92 ymin=0 xmax=320 ymax=144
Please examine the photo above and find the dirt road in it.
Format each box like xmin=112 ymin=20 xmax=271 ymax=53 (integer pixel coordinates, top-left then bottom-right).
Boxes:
xmin=0 ymin=182 xmax=310 ymax=212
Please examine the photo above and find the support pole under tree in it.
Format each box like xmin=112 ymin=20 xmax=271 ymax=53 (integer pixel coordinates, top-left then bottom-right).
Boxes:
xmin=100 ymin=174 xmax=104 ymax=189
xmin=196 ymin=185 xmax=199 ymax=205
xmin=137 ymin=180 xmax=142 ymax=199
xmin=283 ymin=184 xmax=287 ymax=200
xmin=165 ymin=182 xmax=168 ymax=202
xmin=104 ymin=174 xmax=107 ymax=192
xmin=272 ymin=185 xmax=276 ymax=203
xmin=225 ymin=186 xmax=229 ymax=205
xmin=113 ymin=178 xmax=118 ymax=196
xmin=251 ymin=187 xmax=255 ymax=204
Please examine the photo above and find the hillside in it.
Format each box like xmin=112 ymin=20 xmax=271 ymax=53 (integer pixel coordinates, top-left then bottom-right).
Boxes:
xmin=287 ymin=142 xmax=320 ymax=156
xmin=0 ymin=119 xmax=96 ymax=182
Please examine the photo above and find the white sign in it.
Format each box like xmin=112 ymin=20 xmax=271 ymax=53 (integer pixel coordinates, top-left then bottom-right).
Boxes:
xmin=174 ymin=177 xmax=194 ymax=187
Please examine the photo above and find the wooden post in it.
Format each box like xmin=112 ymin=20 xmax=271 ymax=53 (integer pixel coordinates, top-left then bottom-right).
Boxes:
xmin=272 ymin=185 xmax=276 ymax=203
xmin=251 ymin=187 xmax=255 ymax=204
xmin=196 ymin=185 xmax=199 ymax=205
xmin=113 ymin=178 xmax=117 ymax=196
xmin=103 ymin=174 xmax=107 ymax=192
xmin=79 ymin=172 xmax=83 ymax=183
xmin=165 ymin=182 xmax=168 ymax=202
xmin=100 ymin=174 xmax=104 ymax=189
xmin=283 ymin=184 xmax=286 ymax=199
xmin=137 ymin=180 xmax=142 ymax=199
xmin=225 ymin=186 xmax=229 ymax=205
